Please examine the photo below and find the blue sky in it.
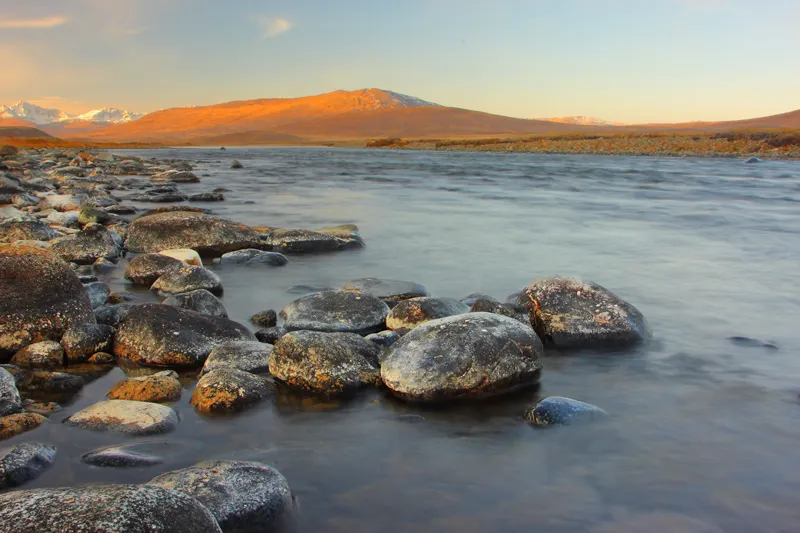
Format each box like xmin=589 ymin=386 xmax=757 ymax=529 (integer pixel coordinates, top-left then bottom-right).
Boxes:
xmin=1 ymin=0 xmax=798 ymax=122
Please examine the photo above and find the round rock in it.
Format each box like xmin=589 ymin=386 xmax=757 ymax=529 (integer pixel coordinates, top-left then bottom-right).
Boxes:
xmin=190 ymin=367 xmax=272 ymax=413
xmin=470 ymin=298 xmax=530 ymax=325
xmin=126 ymin=211 xmax=262 ymax=254
xmin=84 ymin=281 xmax=111 ymax=309
xmin=0 ymin=413 xmax=47 ymax=440
xmin=107 ymin=371 xmax=182 ymax=403
xmin=381 ymin=312 xmax=544 ymax=402
xmin=163 ymin=289 xmax=228 ymax=318
xmin=200 ymin=341 xmax=273 ymax=376
xmin=125 ymin=253 xmax=186 ymax=285
xmin=65 ymin=399 xmax=178 ymax=435
xmin=49 ymin=223 xmax=121 ymax=265
xmin=81 ymin=442 xmax=169 ymax=468
xmin=10 ymin=341 xmax=64 ymax=368
xmin=0 ymin=367 xmax=22 ymax=417
xmin=0 ymin=442 xmax=56 ymax=490
xmin=281 ymin=290 xmax=389 ymax=334
xmin=219 ymin=249 xmax=288 ymax=266
xmin=0 ymin=219 xmax=59 ymax=244
xmin=151 ymin=265 xmax=223 ymax=296
xmin=60 ymin=323 xmax=115 ymax=363
xmin=524 ymin=396 xmax=608 ymax=427
xmin=250 ymin=309 xmax=277 ymax=328
xmin=342 ymin=277 xmax=429 ymax=304
xmin=385 ymin=297 xmax=470 ymax=331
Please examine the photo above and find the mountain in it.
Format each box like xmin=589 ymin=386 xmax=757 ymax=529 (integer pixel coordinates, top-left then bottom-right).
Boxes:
xmin=0 ymin=101 xmax=143 ymax=132
xmin=0 ymin=125 xmax=53 ymax=139
xmin=541 ymin=116 xmax=626 ymax=127
xmin=71 ymin=107 xmax=144 ymax=124
xmin=1 ymin=101 xmax=72 ymax=125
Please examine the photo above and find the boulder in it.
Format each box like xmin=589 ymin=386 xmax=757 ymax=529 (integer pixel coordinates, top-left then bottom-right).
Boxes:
xmin=0 ymin=485 xmax=223 ymax=533
xmin=94 ymin=303 xmax=134 ymax=327
xmin=515 ymin=276 xmax=650 ymax=348
xmin=158 ymin=248 xmax=203 ymax=266
xmin=163 ymin=289 xmax=228 ymax=318
xmin=267 ymin=228 xmax=362 ymax=253
xmin=149 ymin=461 xmax=295 ymax=533
xmin=126 ymin=211 xmax=262 ymax=254
xmin=365 ymin=330 xmax=400 ymax=348
xmin=0 ymin=368 xmax=22 ymax=417
xmin=189 ymin=192 xmax=225 ymax=202
xmin=342 ymin=277 xmax=429 ymax=304
xmin=219 ymin=249 xmax=288 ymax=266
xmin=150 ymin=169 xmax=200 ymax=183
xmin=49 ymin=223 xmax=121 ymax=264
xmin=84 ymin=281 xmax=111 ymax=309
xmin=230 ymin=159 xmax=244 ymax=169
xmin=381 ymin=313 xmax=544 ymax=401
xmin=0 ymin=413 xmax=46 ymax=440
xmin=281 ymin=290 xmax=389 ymax=334
xmin=107 ymin=370 xmax=182 ymax=403
xmin=200 ymin=341 xmax=273 ymax=376
xmin=270 ymin=331 xmax=381 ymax=395
xmin=470 ymin=298 xmax=530 ymax=324
xmin=255 ymin=326 xmax=286 ymax=345
xmin=151 ymin=265 xmax=223 ymax=296
xmin=114 ymin=304 xmax=255 ymax=367
xmin=385 ymin=297 xmax=470 ymax=331
xmin=20 ymin=371 xmax=84 ymax=394
xmin=0 ymin=219 xmax=59 ymax=243
xmin=0 ymin=442 xmax=56 ymax=490
xmin=65 ymin=399 xmax=178 ymax=435
xmin=0 ymin=245 xmax=95 ymax=355
xmin=60 ymin=323 xmax=115 ymax=363
xmin=125 ymin=253 xmax=186 ymax=285
xmin=190 ymin=368 xmax=272 ymax=413
xmin=524 ymin=396 xmax=608 ymax=427
xmin=250 ymin=309 xmax=277 ymax=328
xmin=45 ymin=210 xmax=80 ymax=228
xmin=10 ymin=341 xmax=64 ymax=368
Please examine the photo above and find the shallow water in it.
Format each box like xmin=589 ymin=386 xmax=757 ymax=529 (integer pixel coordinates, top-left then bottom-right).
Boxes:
xmin=10 ymin=147 xmax=800 ymax=532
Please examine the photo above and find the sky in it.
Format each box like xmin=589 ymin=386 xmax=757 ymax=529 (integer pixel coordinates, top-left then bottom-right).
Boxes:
xmin=0 ymin=0 xmax=798 ymax=123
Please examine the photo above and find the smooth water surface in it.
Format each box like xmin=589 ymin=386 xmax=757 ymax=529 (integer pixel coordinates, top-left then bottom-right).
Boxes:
xmin=11 ymin=147 xmax=800 ymax=532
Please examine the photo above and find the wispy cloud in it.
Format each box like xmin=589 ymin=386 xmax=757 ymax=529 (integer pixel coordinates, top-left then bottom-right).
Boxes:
xmin=0 ymin=16 xmax=68 ymax=29
xmin=255 ymin=16 xmax=292 ymax=39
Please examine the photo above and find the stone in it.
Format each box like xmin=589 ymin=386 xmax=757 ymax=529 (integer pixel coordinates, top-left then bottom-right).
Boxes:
xmin=107 ymin=370 xmax=182 ymax=403
xmin=524 ymin=396 xmax=608 ymax=427
xmin=0 ymin=442 xmax=56 ymax=490
xmin=270 ymin=331 xmax=381 ymax=395
xmin=77 ymin=204 xmax=111 ymax=226
xmin=150 ymin=169 xmax=200 ymax=183
xmin=516 ymin=276 xmax=650 ymax=348
xmin=49 ymin=223 xmax=121 ymax=264
xmin=0 ymin=413 xmax=46 ymax=440
xmin=0 ymin=365 xmax=24 ymax=386
xmin=727 ymin=336 xmax=779 ymax=350
xmin=0 ymin=145 xmax=18 ymax=156
xmin=230 ymin=159 xmax=244 ymax=169
xmin=365 ymin=330 xmax=400 ymax=348
xmin=189 ymin=192 xmax=225 ymax=202
xmin=190 ymin=367 xmax=272 ymax=413
xmin=255 ymin=326 xmax=286 ymax=345
xmin=23 ymin=400 xmax=61 ymax=416
xmin=65 ymin=400 xmax=178 ymax=435
xmin=250 ymin=309 xmax=277 ymax=328
xmin=381 ymin=312 xmax=544 ymax=402
xmin=342 ymin=277 xmax=429 ymax=304
xmin=151 ymin=265 xmax=223 ymax=296
xmin=744 ymin=157 xmax=762 ymax=164
xmin=126 ymin=211 xmax=262 ymax=254
xmin=125 ymin=252 xmax=186 ymax=285
xmin=0 ymin=368 xmax=22 ymax=417
xmin=0 ymin=485 xmax=223 ymax=533
xmin=81 ymin=442 xmax=166 ymax=468
xmin=85 ymin=281 xmax=111 ymax=309
xmin=158 ymin=247 xmax=203 ymax=266
xmin=114 ymin=304 xmax=255 ymax=367
xmin=39 ymin=193 xmax=87 ymax=212
xmin=163 ymin=289 xmax=228 ymax=318
xmin=129 ymin=192 xmax=188 ymax=203
xmin=20 ymin=371 xmax=84 ymax=394
xmin=94 ymin=303 xmax=134 ymax=327
xmin=0 ymin=246 xmax=95 ymax=355
xmin=267 ymin=228 xmax=363 ymax=253
xmin=45 ymin=210 xmax=80 ymax=227
xmin=281 ymin=290 xmax=389 ymax=334
xmin=219 ymin=248 xmax=288 ymax=266
xmin=88 ymin=352 xmax=115 ymax=364
xmin=149 ymin=461 xmax=295 ymax=533
xmin=470 ymin=298 xmax=530 ymax=324
xmin=200 ymin=341 xmax=273 ymax=376
xmin=385 ymin=297 xmax=470 ymax=331
xmin=10 ymin=341 xmax=64 ymax=368
xmin=0 ymin=219 xmax=59 ymax=243
xmin=60 ymin=323 xmax=115 ymax=363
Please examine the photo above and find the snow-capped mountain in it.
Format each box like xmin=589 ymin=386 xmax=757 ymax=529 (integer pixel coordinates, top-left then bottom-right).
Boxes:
xmin=538 ymin=116 xmax=626 ymax=127
xmin=71 ymin=107 xmax=144 ymax=124
xmin=0 ymin=101 xmax=143 ymax=125
xmin=352 ymin=89 xmax=440 ymax=111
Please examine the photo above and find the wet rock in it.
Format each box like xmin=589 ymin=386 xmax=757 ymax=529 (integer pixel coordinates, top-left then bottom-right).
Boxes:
xmin=45 ymin=210 xmax=80 ymax=228
xmin=727 ymin=336 xmax=779 ymax=350
xmin=85 ymin=281 xmax=111 ymax=309
xmin=219 ymin=248 xmax=288 ymax=266
xmin=77 ymin=204 xmax=111 ymax=226
xmin=0 ymin=368 xmax=22 ymax=417
xmin=0 ymin=145 xmax=18 ymax=156
xmin=0 ymin=442 xmax=56 ymax=489
xmin=386 ymin=297 xmax=470 ymax=331
xmin=129 ymin=192 xmax=188 ymax=203
xmin=189 ymin=192 xmax=225 ymax=202
xmin=125 ymin=252 xmax=186 ymax=285
xmin=0 ymin=365 xmax=24 ymax=386
xmin=151 ymin=169 xmax=200 ymax=183
xmin=524 ymin=396 xmax=607 ymax=427
xmin=281 ymin=290 xmax=390 ymax=334
xmin=255 ymin=326 xmax=286 ymax=345
xmin=108 ymin=291 xmax=136 ymax=305
xmin=60 ymin=323 xmax=115 ymax=363
xmin=230 ymin=159 xmax=244 ymax=169
xmin=149 ymin=461 xmax=295 ymax=533
xmin=0 ymin=219 xmax=59 ymax=243
xmin=126 ymin=211 xmax=262 ymax=254
xmin=342 ymin=277 xmax=429 ymax=305
xmin=65 ymin=399 xmax=178 ymax=435
xmin=21 ymin=371 xmax=84 ymax=394
xmin=471 ymin=298 xmax=530 ymax=324
xmin=88 ymin=352 xmax=115 ymax=364
xmin=365 ymin=330 xmax=400 ymax=348
xmin=516 ymin=276 xmax=650 ymax=349
xmin=10 ymin=341 xmax=64 ymax=368
xmin=39 ymin=193 xmax=86 ymax=212
xmin=270 ymin=330 xmax=381 ymax=395
xmin=250 ymin=309 xmax=277 ymax=328
xmin=151 ymin=265 xmax=223 ymax=296
xmin=190 ymin=367 xmax=272 ymax=413
xmin=23 ymin=400 xmax=61 ymax=416
xmin=105 ymin=204 xmax=137 ymax=215
xmin=49 ymin=223 xmax=121 ymax=265
xmin=267 ymin=228 xmax=363 ymax=253
xmin=0 ymin=485 xmax=223 ymax=533
xmin=163 ymin=289 xmax=228 ymax=318
xmin=0 ymin=245 xmax=95 ymax=355
xmin=0 ymin=413 xmax=46 ymax=440
xmin=114 ymin=304 xmax=255 ymax=367
xmin=107 ymin=370 xmax=182 ymax=403
xmin=159 ymin=248 xmax=203 ymax=266
xmin=82 ymin=442 xmax=166 ymax=467
xmin=381 ymin=313 xmax=544 ymax=402
xmin=200 ymin=341 xmax=273 ymax=376
xmin=744 ymin=157 xmax=762 ymax=164
xmin=94 ymin=303 xmax=134 ymax=327
xmin=93 ymin=258 xmax=117 ymax=274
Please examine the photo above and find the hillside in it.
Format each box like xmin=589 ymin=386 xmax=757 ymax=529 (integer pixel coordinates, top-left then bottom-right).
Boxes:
xmin=0 ymin=126 xmax=53 ymax=138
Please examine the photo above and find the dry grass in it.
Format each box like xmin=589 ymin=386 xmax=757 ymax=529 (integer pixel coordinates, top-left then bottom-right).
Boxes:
xmin=0 ymin=137 xmax=159 ymax=149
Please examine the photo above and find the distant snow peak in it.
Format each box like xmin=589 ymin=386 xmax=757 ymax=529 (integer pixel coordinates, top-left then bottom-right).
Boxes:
xmin=73 ymin=107 xmax=144 ymax=124
xmin=539 ymin=116 xmax=626 ymax=127
xmin=355 ymin=89 xmax=440 ymax=111
xmin=382 ymin=90 xmax=439 ymax=108
xmin=0 ymin=100 xmax=143 ymax=125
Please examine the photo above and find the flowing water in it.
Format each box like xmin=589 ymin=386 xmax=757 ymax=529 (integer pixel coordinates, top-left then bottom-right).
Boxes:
xmin=10 ymin=147 xmax=800 ymax=532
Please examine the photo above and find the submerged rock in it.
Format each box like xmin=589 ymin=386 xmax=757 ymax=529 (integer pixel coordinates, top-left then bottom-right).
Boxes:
xmin=20 ymin=371 xmax=84 ymax=394
xmin=125 ymin=253 xmax=186 ymax=285
xmin=0 ymin=413 xmax=46 ymax=440
xmin=84 ymin=281 xmax=111 ymax=309
xmin=0 ymin=485 xmax=223 ymax=533
xmin=516 ymin=276 xmax=650 ymax=349
xmin=219 ymin=248 xmax=288 ymax=266
xmin=281 ymin=290 xmax=390 ymax=334
xmin=200 ymin=341 xmax=273 ymax=376
xmin=267 ymin=228 xmax=363 ymax=253
xmin=0 ymin=442 xmax=56 ymax=489
xmin=230 ymin=159 xmax=244 ymax=169
xmin=126 ymin=211 xmax=262 ymax=254
xmin=524 ymin=396 xmax=608 ymax=427
xmin=270 ymin=330 xmax=381 ymax=395
xmin=49 ymin=223 xmax=121 ymax=265
xmin=0 ymin=245 xmax=96 ymax=355
xmin=460 ymin=293 xmax=499 ymax=306
xmin=81 ymin=442 xmax=166 ymax=468
xmin=114 ymin=304 xmax=254 ymax=367
xmin=149 ymin=461 xmax=295 ymax=533
xmin=190 ymin=367 xmax=272 ymax=413
xmin=107 ymin=370 xmax=182 ymax=403
xmin=744 ymin=157 xmax=762 ymax=164
xmin=163 ymin=289 xmax=228 ymax=318
xmin=150 ymin=169 xmax=200 ymax=183
xmin=151 ymin=265 xmax=223 ymax=296
xmin=255 ymin=326 xmax=287 ymax=345
xmin=365 ymin=330 xmax=400 ymax=348
xmin=65 ymin=399 xmax=178 ymax=435
xmin=385 ymin=297 xmax=470 ymax=331
xmin=60 ymin=323 xmax=115 ymax=363
xmin=10 ymin=341 xmax=64 ymax=368
xmin=727 ymin=336 xmax=779 ymax=350
xmin=342 ymin=277 xmax=429 ymax=304
xmin=250 ymin=309 xmax=277 ymax=328
xmin=381 ymin=313 xmax=544 ymax=402
xmin=0 ymin=368 xmax=22 ymax=417
xmin=189 ymin=192 xmax=225 ymax=202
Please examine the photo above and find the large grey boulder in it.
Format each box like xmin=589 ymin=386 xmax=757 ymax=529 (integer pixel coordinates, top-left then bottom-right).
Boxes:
xmin=281 ymin=290 xmax=389 ymax=334
xmin=0 ymin=442 xmax=56 ymax=489
xmin=49 ymin=223 xmax=121 ymax=265
xmin=151 ymin=265 xmax=223 ymax=296
xmin=200 ymin=341 xmax=273 ymax=376
xmin=163 ymin=289 xmax=228 ymax=318
xmin=218 ymin=249 xmax=288 ymax=266
xmin=64 ymin=399 xmax=178 ymax=435
xmin=126 ymin=211 xmax=262 ymax=254
xmin=0 ymin=368 xmax=22 ymax=417
xmin=515 ymin=276 xmax=650 ymax=348
xmin=0 ymin=485 xmax=222 ymax=533
xmin=381 ymin=313 xmax=544 ymax=402
xmin=124 ymin=253 xmax=185 ymax=285
xmin=60 ymin=323 xmax=115 ymax=363
xmin=190 ymin=368 xmax=272 ymax=413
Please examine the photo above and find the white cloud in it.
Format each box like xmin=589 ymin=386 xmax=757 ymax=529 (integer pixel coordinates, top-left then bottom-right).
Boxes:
xmin=255 ymin=16 xmax=292 ymax=39
xmin=0 ymin=16 xmax=68 ymax=29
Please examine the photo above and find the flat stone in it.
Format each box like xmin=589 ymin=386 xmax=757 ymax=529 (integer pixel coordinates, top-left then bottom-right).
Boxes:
xmin=151 ymin=265 xmax=223 ymax=296
xmin=281 ymin=290 xmax=389 ymax=334
xmin=385 ymin=297 xmax=470 ymax=331
xmin=342 ymin=277 xmax=429 ymax=304
xmin=151 ymin=169 xmax=200 ymax=183
xmin=200 ymin=341 xmax=273 ymax=376
xmin=107 ymin=371 xmax=182 ymax=403
xmin=163 ymin=289 xmax=228 ymax=318
xmin=524 ymin=396 xmax=608 ymax=427
xmin=0 ymin=413 xmax=46 ymax=440
xmin=158 ymin=248 xmax=203 ymax=266
xmin=0 ymin=219 xmax=59 ymax=244
xmin=81 ymin=442 xmax=167 ymax=468
xmin=64 ymin=399 xmax=178 ymax=435
xmin=20 ymin=371 xmax=84 ymax=394
xmin=126 ymin=211 xmax=262 ymax=254
xmin=0 ymin=442 xmax=56 ymax=489
xmin=219 ymin=249 xmax=288 ymax=266
xmin=10 ymin=341 xmax=64 ymax=368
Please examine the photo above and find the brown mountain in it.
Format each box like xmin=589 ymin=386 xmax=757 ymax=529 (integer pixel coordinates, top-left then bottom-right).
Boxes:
xmin=0 ymin=126 xmax=53 ymax=139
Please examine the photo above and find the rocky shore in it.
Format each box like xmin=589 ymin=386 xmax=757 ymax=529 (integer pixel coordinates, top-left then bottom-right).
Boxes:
xmin=0 ymin=144 xmax=650 ymax=531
